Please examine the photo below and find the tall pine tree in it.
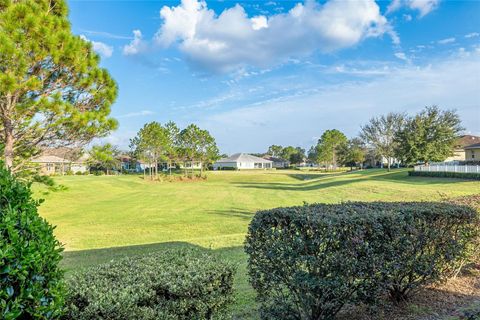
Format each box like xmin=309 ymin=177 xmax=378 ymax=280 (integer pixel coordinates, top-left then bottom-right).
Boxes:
xmin=0 ymin=0 xmax=117 ymax=171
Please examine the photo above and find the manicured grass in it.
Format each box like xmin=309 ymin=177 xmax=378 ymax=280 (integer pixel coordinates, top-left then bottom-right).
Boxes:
xmin=33 ymin=169 xmax=480 ymax=318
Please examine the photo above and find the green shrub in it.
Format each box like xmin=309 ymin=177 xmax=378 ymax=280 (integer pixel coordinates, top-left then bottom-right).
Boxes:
xmin=408 ymin=170 xmax=480 ymax=180
xmin=64 ymin=249 xmax=236 ymax=320
xmin=245 ymin=203 xmax=385 ymax=320
xmin=74 ymin=171 xmax=83 ymax=175
xmin=0 ymin=164 xmax=65 ymax=319
xmin=351 ymin=202 xmax=478 ymax=302
xmin=245 ymin=202 xmax=478 ymax=319
xmin=448 ymin=194 xmax=480 ymax=268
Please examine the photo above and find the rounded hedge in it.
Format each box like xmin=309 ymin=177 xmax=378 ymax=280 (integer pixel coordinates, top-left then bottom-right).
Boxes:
xmin=0 ymin=165 xmax=65 ymax=319
xmin=64 ymin=248 xmax=236 ymax=320
xmin=245 ymin=201 xmax=479 ymax=320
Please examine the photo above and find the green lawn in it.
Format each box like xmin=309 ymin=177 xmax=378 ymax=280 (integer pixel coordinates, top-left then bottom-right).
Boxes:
xmin=33 ymin=169 xmax=480 ymax=318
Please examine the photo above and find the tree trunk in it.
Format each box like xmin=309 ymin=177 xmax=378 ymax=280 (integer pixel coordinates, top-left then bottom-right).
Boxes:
xmin=387 ymin=157 xmax=391 ymax=171
xmin=3 ymin=121 xmax=14 ymax=169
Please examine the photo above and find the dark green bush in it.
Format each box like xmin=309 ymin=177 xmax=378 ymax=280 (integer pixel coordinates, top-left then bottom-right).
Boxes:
xmin=64 ymin=249 xmax=236 ymax=320
xmin=0 ymin=164 xmax=65 ymax=319
xmin=409 ymin=170 xmax=480 ymax=180
xmin=448 ymin=194 xmax=480 ymax=268
xmin=245 ymin=202 xmax=478 ymax=319
xmin=245 ymin=203 xmax=385 ymax=320
xmin=350 ymin=202 xmax=478 ymax=302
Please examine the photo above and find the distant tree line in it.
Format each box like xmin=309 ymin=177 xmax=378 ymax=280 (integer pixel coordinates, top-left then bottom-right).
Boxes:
xmin=89 ymin=122 xmax=219 ymax=180
xmin=260 ymin=106 xmax=461 ymax=171
xmin=305 ymin=106 xmax=462 ymax=170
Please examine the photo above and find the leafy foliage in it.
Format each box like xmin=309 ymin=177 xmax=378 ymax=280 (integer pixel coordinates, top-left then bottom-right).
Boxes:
xmin=87 ymin=143 xmax=120 ymax=174
xmin=245 ymin=201 xmax=478 ymax=319
xmin=337 ymin=138 xmax=367 ymax=168
xmin=447 ymin=194 xmax=480 ymax=268
xmin=408 ymin=170 xmax=480 ymax=180
xmin=314 ymin=129 xmax=348 ymax=167
xmin=0 ymin=0 xmax=117 ymax=171
xmin=64 ymin=249 xmax=236 ymax=320
xmin=0 ymin=163 xmax=65 ymax=319
xmin=360 ymin=112 xmax=405 ymax=170
xmin=396 ymin=106 xmax=463 ymax=165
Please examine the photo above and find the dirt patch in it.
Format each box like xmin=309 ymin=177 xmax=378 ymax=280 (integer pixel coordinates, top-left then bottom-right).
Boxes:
xmin=337 ymin=270 xmax=480 ymax=320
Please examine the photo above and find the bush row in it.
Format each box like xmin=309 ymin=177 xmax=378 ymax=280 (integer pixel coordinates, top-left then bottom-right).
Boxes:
xmin=408 ymin=170 xmax=480 ymax=180
xmin=64 ymin=249 xmax=236 ymax=320
xmin=245 ymin=201 xmax=479 ymax=320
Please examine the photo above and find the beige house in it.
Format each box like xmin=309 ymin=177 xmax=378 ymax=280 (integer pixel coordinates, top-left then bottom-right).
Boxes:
xmin=464 ymin=143 xmax=480 ymax=161
xmin=444 ymin=135 xmax=480 ymax=162
xmin=31 ymin=148 xmax=88 ymax=175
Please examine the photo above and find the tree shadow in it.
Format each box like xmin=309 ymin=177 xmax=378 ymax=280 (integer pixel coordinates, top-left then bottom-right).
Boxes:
xmin=233 ymin=169 xmax=473 ymax=192
xmin=205 ymin=208 xmax=255 ymax=221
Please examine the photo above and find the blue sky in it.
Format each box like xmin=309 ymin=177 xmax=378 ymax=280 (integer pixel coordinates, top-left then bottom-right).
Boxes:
xmin=69 ymin=0 xmax=480 ymax=154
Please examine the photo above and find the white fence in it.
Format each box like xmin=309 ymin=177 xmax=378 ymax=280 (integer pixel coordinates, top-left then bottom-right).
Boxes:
xmin=414 ymin=164 xmax=480 ymax=174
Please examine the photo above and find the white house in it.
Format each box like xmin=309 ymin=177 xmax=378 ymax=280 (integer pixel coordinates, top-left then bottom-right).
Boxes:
xmin=262 ymin=155 xmax=290 ymax=168
xmin=213 ymin=153 xmax=273 ymax=170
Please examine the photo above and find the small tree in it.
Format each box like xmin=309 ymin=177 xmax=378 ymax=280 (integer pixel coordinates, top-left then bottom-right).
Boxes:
xmin=315 ymin=129 xmax=348 ymax=169
xmin=396 ymin=106 xmax=463 ymax=165
xmin=87 ymin=143 xmax=120 ymax=175
xmin=164 ymin=121 xmax=180 ymax=175
xmin=338 ymin=138 xmax=367 ymax=170
xmin=267 ymin=145 xmax=283 ymax=157
xmin=360 ymin=113 xmax=405 ymax=171
xmin=179 ymin=124 xmax=219 ymax=177
xmin=130 ymin=122 xmax=169 ymax=180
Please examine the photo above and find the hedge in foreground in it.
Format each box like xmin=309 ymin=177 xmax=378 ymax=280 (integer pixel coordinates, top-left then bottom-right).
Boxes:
xmin=408 ymin=170 xmax=480 ymax=180
xmin=0 ymin=164 xmax=65 ymax=319
xmin=245 ymin=202 xmax=479 ymax=320
xmin=64 ymin=249 xmax=236 ymax=320
xmin=448 ymin=194 xmax=480 ymax=268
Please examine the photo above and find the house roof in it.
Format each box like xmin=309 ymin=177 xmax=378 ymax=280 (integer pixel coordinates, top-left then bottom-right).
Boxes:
xmin=38 ymin=147 xmax=85 ymax=162
xmin=31 ymin=155 xmax=70 ymax=163
xmin=464 ymin=143 xmax=480 ymax=150
xmin=455 ymin=135 xmax=480 ymax=148
xmin=216 ymin=153 xmax=273 ymax=163
xmin=262 ymin=155 xmax=289 ymax=163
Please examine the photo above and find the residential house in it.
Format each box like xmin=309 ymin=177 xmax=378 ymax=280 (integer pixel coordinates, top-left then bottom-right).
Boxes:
xmin=262 ymin=155 xmax=290 ymax=168
xmin=213 ymin=153 xmax=273 ymax=170
xmin=444 ymin=135 xmax=480 ymax=162
xmin=31 ymin=148 xmax=88 ymax=175
xmin=464 ymin=143 xmax=480 ymax=161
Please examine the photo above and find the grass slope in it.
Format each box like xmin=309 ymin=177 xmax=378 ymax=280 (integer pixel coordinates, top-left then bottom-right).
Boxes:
xmin=33 ymin=169 xmax=480 ymax=318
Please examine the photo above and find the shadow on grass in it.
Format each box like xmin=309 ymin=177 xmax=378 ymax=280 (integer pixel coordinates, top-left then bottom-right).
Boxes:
xmin=62 ymin=241 xmax=243 ymax=271
xmin=206 ymin=208 xmax=255 ymax=221
xmin=234 ymin=169 xmax=471 ymax=192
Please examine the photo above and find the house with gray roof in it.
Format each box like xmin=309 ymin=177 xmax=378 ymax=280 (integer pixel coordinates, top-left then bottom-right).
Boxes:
xmin=213 ymin=153 xmax=273 ymax=170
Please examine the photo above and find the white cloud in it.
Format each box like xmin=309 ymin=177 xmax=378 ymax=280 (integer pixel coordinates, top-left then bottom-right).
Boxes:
xmin=465 ymin=32 xmax=480 ymax=38
xmin=80 ymin=35 xmax=113 ymax=58
xmin=123 ymin=30 xmax=148 ymax=56
xmin=387 ymin=0 xmax=439 ymax=18
xmin=438 ymin=37 xmax=455 ymax=45
xmin=197 ymin=50 xmax=480 ymax=153
xmin=117 ymin=110 xmax=155 ymax=118
xmin=143 ymin=0 xmax=397 ymax=73
xmin=251 ymin=15 xmax=268 ymax=30
xmin=394 ymin=52 xmax=409 ymax=62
